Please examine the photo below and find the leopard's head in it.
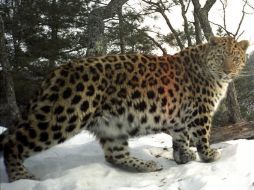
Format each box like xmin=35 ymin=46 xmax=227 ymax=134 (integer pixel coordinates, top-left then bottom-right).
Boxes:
xmin=206 ymin=36 xmax=249 ymax=81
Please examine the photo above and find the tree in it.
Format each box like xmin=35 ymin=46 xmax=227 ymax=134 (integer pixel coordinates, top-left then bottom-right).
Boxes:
xmin=0 ymin=0 xmax=92 ymax=125
xmin=142 ymin=0 xmax=185 ymax=49
xmin=86 ymin=0 xmax=129 ymax=56
xmin=0 ymin=15 xmax=20 ymax=127
xmin=191 ymin=0 xmax=216 ymax=39
xmin=118 ymin=6 xmax=126 ymax=54
xmin=1 ymin=0 xmax=90 ymax=74
xmin=106 ymin=7 xmax=161 ymax=54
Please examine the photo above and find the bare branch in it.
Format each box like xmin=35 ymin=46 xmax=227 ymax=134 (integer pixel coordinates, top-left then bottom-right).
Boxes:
xmin=210 ymin=21 xmax=234 ymax=36
xmin=129 ymin=25 xmax=167 ymax=55
xmin=160 ymin=10 xmax=184 ymax=49
xmin=145 ymin=34 xmax=167 ymax=55
xmin=142 ymin=0 xmax=184 ymax=49
xmin=234 ymin=0 xmax=248 ymax=38
xmin=236 ymin=30 xmax=245 ymax=40
xmin=246 ymin=1 xmax=254 ymax=10
xmin=185 ymin=0 xmax=191 ymax=13
xmin=142 ymin=0 xmax=159 ymax=7
xmin=215 ymin=0 xmax=249 ymax=39
xmin=219 ymin=0 xmax=227 ymax=31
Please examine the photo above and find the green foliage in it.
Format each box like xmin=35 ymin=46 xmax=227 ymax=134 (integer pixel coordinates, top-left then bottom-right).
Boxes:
xmin=106 ymin=9 xmax=156 ymax=54
xmin=162 ymin=25 xmax=196 ymax=47
xmin=1 ymin=0 xmax=90 ymax=74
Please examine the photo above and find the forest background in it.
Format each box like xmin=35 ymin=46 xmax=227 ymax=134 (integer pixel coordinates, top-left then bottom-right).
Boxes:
xmin=0 ymin=0 xmax=254 ymax=134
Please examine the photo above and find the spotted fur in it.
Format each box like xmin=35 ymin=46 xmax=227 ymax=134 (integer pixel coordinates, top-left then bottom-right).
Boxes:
xmin=0 ymin=36 xmax=249 ymax=182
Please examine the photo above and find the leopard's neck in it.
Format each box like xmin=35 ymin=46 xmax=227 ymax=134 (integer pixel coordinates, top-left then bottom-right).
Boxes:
xmin=173 ymin=44 xmax=230 ymax=112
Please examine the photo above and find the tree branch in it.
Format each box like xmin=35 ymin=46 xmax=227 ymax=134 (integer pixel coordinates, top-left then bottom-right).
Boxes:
xmin=219 ymin=0 xmax=227 ymax=31
xmin=142 ymin=0 xmax=184 ymax=49
xmin=246 ymin=0 xmax=254 ymax=10
xmin=234 ymin=0 xmax=248 ymax=38
xmin=145 ymin=34 xmax=167 ymax=55
xmin=203 ymin=0 xmax=217 ymax=11
xmin=210 ymin=21 xmax=234 ymax=36
xmin=215 ymin=0 xmax=248 ymax=38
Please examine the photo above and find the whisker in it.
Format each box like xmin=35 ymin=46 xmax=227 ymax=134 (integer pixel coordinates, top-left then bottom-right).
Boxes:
xmin=236 ymin=74 xmax=254 ymax=79
xmin=241 ymin=71 xmax=254 ymax=74
xmin=238 ymin=71 xmax=254 ymax=76
xmin=237 ymin=75 xmax=252 ymax=77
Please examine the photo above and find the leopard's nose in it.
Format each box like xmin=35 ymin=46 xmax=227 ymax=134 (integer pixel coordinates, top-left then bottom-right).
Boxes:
xmin=223 ymin=69 xmax=231 ymax=74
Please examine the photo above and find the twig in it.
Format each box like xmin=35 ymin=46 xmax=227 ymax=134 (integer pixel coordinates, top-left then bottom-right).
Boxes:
xmin=209 ymin=21 xmax=234 ymax=36
xmin=236 ymin=30 xmax=245 ymax=40
xmin=185 ymin=0 xmax=191 ymax=13
xmin=246 ymin=0 xmax=254 ymax=10
xmin=214 ymin=0 xmax=249 ymax=38
xmin=145 ymin=34 xmax=167 ymax=55
xmin=234 ymin=0 xmax=248 ymax=37
xmin=219 ymin=0 xmax=227 ymax=31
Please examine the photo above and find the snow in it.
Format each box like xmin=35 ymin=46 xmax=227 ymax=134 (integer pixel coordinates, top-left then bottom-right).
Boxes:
xmin=0 ymin=126 xmax=254 ymax=190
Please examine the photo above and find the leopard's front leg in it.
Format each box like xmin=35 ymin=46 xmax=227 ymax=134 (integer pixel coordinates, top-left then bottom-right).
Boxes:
xmin=99 ymin=136 xmax=163 ymax=172
xmin=189 ymin=114 xmax=220 ymax=162
xmin=170 ymin=129 xmax=196 ymax=164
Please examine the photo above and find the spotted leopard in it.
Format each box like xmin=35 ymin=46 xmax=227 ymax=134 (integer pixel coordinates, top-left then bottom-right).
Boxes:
xmin=0 ymin=36 xmax=249 ymax=182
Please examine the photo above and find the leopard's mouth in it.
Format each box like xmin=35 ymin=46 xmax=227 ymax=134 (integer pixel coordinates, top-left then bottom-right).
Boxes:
xmin=222 ymin=75 xmax=232 ymax=82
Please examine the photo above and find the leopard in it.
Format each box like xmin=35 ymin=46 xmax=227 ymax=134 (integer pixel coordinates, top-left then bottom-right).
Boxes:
xmin=0 ymin=36 xmax=249 ymax=182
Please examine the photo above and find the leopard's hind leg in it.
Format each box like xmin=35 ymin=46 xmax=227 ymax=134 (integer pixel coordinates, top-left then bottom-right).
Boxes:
xmin=99 ymin=135 xmax=162 ymax=172
xmin=3 ymin=121 xmax=76 ymax=182
xmin=3 ymin=135 xmax=37 ymax=182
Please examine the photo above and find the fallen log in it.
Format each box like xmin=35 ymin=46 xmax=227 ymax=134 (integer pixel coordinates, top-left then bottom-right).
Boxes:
xmin=210 ymin=121 xmax=254 ymax=144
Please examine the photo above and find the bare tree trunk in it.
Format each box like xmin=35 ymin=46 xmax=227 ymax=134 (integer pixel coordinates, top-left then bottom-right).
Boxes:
xmin=118 ymin=6 xmax=126 ymax=54
xmin=179 ymin=0 xmax=192 ymax=46
xmin=193 ymin=12 xmax=202 ymax=44
xmin=192 ymin=0 xmax=216 ymax=39
xmin=86 ymin=0 xmax=129 ymax=57
xmin=226 ymin=83 xmax=243 ymax=123
xmin=11 ymin=1 xmax=22 ymax=69
xmin=0 ymin=16 xmax=20 ymax=127
xmin=48 ymin=0 xmax=58 ymax=68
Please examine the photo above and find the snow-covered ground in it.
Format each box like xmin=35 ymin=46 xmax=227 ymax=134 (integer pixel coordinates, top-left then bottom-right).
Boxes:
xmin=0 ymin=126 xmax=254 ymax=190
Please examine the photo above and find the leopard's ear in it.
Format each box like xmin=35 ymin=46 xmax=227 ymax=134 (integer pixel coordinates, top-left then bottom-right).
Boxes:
xmin=209 ymin=36 xmax=220 ymax=46
xmin=238 ymin=40 xmax=249 ymax=51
